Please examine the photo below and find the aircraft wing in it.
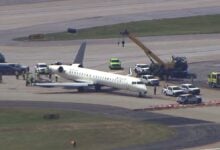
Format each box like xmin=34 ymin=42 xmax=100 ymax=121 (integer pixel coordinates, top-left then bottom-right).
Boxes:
xmin=34 ymin=82 xmax=92 ymax=89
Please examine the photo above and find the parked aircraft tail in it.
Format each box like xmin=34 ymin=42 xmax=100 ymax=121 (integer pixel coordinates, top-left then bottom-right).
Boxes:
xmin=73 ymin=42 xmax=86 ymax=67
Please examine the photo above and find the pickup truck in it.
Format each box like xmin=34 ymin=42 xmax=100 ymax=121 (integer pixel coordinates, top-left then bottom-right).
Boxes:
xmin=177 ymin=94 xmax=202 ymax=104
xmin=162 ymin=85 xmax=184 ymax=97
xmin=141 ymin=75 xmax=159 ymax=86
xmin=35 ymin=63 xmax=50 ymax=74
xmin=134 ymin=64 xmax=150 ymax=75
xmin=180 ymin=83 xmax=200 ymax=95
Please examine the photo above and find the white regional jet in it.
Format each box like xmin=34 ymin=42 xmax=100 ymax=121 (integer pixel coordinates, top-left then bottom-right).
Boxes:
xmin=35 ymin=42 xmax=147 ymax=97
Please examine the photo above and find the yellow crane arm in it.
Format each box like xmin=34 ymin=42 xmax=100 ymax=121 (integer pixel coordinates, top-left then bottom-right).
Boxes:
xmin=121 ymin=30 xmax=166 ymax=66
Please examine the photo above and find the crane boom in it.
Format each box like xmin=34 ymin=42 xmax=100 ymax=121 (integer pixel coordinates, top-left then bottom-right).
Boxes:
xmin=120 ymin=30 xmax=191 ymax=79
xmin=121 ymin=30 xmax=165 ymax=66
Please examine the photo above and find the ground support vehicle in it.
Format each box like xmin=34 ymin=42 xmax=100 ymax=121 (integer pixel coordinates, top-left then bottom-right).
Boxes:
xmin=109 ymin=58 xmax=122 ymax=70
xmin=134 ymin=64 xmax=150 ymax=76
xmin=162 ymin=85 xmax=184 ymax=97
xmin=176 ymin=94 xmax=202 ymax=104
xmin=208 ymin=72 xmax=220 ymax=88
xmin=0 ymin=63 xmax=29 ymax=75
xmin=180 ymin=83 xmax=200 ymax=95
xmin=120 ymin=30 xmax=196 ymax=80
xmin=140 ymin=74 xmax=159 ymax=86
xmin=35 ymin=63 xmax=50 ymax=75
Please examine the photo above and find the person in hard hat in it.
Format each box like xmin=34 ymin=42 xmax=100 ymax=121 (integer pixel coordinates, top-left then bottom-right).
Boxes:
xmin=22 ymin=71 xmax=26 ymax=80
xmin=117 ymin=41 xmax=120 ymax=46
xmin=30 ymin=75 xmax=34 ymax=86
xmin=121 ymin=40 xmax=125 ymax=47
xmin=0 ymin=73 xmax=2 ymax=83
xmin=154 ymin=86 xmax=157 ymax=95
xmin=55 ymin=74 xmax=58 ymax=82
xmin=25 ymin=73 xmax=30 ymax=86
xmin=70 ymin=139 xmax=76 ymax=148
xmin=15 ymin=71 xmax=19 ymax=79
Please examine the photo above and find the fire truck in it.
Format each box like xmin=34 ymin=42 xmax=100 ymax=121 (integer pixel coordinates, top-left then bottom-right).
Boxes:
xmin=208 ymin=72 xmax=220 ymax=88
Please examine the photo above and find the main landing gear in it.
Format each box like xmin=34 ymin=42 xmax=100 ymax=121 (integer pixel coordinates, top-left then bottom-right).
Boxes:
xmin=95 ymin=85 xmax=101 ymax=92
xmin=138 ymin=91 xmax=147 ymax=97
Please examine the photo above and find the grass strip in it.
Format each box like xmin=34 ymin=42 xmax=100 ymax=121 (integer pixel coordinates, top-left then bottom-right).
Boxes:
xmin=0 ymin=108 xmax=173 ymax=150
xmin=14 ymin=14 xmax=220 ymax=41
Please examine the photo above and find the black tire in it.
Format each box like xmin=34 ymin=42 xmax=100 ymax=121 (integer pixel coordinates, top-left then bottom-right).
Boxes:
xmin=164 ymin=91 xmax=167 ymax=96
xmin=77 ymin=87 xmax=84 ymax=92
xmin=95 ymin=85 xmax=101 ymax=92
xmin=212 ymin=84 xmax=216 ymax=88
xmin=138 ymin=92 xmax=146 ymax=97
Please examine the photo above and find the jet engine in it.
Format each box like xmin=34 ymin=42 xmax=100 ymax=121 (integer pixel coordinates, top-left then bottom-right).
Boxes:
xmin=58 ymin=66 xmax=64 ymax=73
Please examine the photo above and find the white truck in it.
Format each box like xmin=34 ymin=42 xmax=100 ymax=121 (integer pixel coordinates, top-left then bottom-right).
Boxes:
xmin=134 ymin=64 xmax=150 ymax=76
xmin=162 ymin=85 xmax=184 ymax=97
xmin=141 ymin=75 xmax=159 ymax=86
xmin=180 ymin=83 xmax=200 ymax=95
xmin=34 ymin=63 xmax=50 ymax=75
xmin=176 ymin=94 xmax=202 ymax=104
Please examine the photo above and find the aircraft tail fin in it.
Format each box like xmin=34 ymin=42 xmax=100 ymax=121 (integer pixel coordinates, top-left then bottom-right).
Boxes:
xmin=73 ymin=42 xmax=86 ymax=67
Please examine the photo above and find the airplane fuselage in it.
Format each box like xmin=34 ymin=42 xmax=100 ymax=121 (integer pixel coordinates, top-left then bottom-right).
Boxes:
xmin=49 ymin=64 xmax=147 ymax=95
